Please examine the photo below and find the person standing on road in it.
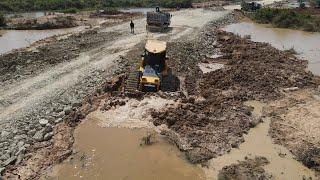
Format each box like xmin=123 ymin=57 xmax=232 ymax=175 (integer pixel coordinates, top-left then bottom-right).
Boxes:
xmin=130 ymin=20 xmax=135 ymax=34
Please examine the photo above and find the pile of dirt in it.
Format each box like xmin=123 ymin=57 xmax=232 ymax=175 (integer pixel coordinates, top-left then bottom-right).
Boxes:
xmin=218 ymin=156 xmax=273 ymax=180
xmin=201 ymin=31 xmax=319 ymax=101
xmin=151 ymin=28 xmax=320 ymax=163
xmin=0 ymin=30 xmax=121 ymax=85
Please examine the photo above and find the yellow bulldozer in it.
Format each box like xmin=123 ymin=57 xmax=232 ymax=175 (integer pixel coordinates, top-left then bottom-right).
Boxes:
xmin=125 ymin=39 xmax=171 ymax=92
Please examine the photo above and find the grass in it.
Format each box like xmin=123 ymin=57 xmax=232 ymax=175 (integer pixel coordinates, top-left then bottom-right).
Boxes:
xmin=252 ymin=8 xmax=320 ymax=32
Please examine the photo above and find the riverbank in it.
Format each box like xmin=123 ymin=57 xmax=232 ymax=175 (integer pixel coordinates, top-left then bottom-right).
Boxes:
xmin=251 ymin=7 xmax=320 ymax=32
xmin=1 ymin=7 xmax=320 ymax=179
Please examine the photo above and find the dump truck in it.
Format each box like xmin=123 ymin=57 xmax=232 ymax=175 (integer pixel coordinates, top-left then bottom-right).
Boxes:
xmin=241 ymin=1 xmax=262 ymax=11
xmin=146 ymin=7 xmax=171 ymax=32
xmin=125 ymin=40 xmax=171 ymax=92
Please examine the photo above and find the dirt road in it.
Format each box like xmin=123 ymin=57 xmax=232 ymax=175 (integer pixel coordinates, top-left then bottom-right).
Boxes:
xmin=0 ymin=9 xmax=229 ymax=176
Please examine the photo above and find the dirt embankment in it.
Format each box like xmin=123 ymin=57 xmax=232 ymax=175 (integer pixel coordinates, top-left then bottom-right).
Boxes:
xmin=5 ymin=15 xmax=78 ymax=30
xmin=151 ymin=29 xmax=320 ymax=164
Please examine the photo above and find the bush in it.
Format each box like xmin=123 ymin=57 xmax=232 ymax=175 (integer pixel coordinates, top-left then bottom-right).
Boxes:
xmin=61 ymin=8 xmax=79 ymax=14
xmin=0 ymin=12 xmax=5 ymax=26
xmin=253 ymin=8 xmax=320 ymax=32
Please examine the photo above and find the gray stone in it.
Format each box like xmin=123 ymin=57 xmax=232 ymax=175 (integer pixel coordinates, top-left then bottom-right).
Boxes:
xmin=3 ymin=156 xmax=17 ymax=167
xmin=55 ymin=118 xmax=63 ymax=124
xmin=17 ymin=147 xmax=26 ymax=155
xmin=64 ymin=106 xmax=72 ymax=115
xmin=39 ymin=119 xmax=49 ymax=126
xmin=17 ymin=141 xmax=24 ymax=147
xmin=33 ymin=129 xmax=45 ymax=141
xmin=56 ymin=111 xmax=65 ymax=118
xmin=15 ymin=153 xmax=24 ymax=165
xmin=45 ymin=124 xmax=53 ymax=133
xmin=24 ymin=144 xmax=30 ymax=148
xmin=0 ymin=154 xmax=10 ymax=161
xmin=1 ymin=131 xmax=9 ymax=138
xmin=313 ymin=95 xmax=320 ymax=101
xmin=0 ymin=167 xmax=5 ymax=175
xmin=72 ymin=101 xmax=82 ymax=108
xmin=56 ymin=107 xmax=64 ymax=113
xmin=44 ymin=132 xmax=54 ymax=141
xmin=27 ymin=129 xmax=36 ymax=136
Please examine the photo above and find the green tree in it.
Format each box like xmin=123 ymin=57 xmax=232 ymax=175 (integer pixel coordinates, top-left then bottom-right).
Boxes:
xmin=0 ymin=12 xmax=5 ymax=26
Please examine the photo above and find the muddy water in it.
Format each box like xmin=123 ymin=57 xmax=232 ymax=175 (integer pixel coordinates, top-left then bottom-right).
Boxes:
xmin=5 ymin=12 xmax=45 ymax=19
xmin=223 ymin=20 xmax=320 ymax=75
xmin=45 ymin=118 xmax=205 ymax=180
xmin=0 ymin=27 xmax=83 ymax=54
xmin=205 ymin=101 xmax=316 ymax=179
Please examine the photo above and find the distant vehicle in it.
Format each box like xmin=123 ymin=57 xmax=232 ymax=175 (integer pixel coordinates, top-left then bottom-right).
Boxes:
xmin=241 ymin=1 xmax=262 ymax=11
xmin=146 ymin=7 xmax=171 ymax=32
xmin=298 ymin=0 xmax=306 ymax=8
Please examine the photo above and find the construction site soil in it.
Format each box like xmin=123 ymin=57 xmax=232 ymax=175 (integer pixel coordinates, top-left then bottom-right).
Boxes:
xmin=151 ymin=30 xmax=320 ymax=165
xmin=2 ymin=9 xmax=320 ymax=179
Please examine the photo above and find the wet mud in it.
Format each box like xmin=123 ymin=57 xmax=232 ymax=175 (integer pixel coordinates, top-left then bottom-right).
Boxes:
xmin=44 ymin=118 xmax=206 ymax=180
xmin=152 ymin=29 xmax=320 ymax=165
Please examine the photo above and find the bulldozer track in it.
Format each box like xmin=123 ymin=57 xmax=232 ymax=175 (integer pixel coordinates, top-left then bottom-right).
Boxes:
xmin=161 ymin=73 xmax=179 ymax=92
xmin=125 ymin=71 xmax=140 ymax=93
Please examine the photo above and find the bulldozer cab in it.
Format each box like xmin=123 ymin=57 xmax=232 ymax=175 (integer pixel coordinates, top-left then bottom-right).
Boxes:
xmin=142 ymin=40 xmax=167 ymax=72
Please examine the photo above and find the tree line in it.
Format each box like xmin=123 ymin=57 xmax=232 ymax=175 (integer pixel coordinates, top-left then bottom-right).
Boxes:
xmin=0 ymin=0 xmax=197 ymax=12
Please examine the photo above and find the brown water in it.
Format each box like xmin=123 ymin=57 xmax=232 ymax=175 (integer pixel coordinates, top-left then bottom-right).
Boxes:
xmin=44 ymin=118 xmax=205 ymax=180
xmin=205 ymin=101 xmax=316 ymax=179
xmin=0 ymin=27 xmax=83 ymax=55
xmin=223 ymin=20 xmax=320 ymax=75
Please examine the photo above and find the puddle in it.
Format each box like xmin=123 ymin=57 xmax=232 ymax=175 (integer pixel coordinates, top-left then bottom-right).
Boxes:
xmin=223 ymin=20 xmax=320 ymax=75
xmin=44 ymin=118 xmax=205 ymax=180
xmin=204 ymin=101 xmax=316 ymax=179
